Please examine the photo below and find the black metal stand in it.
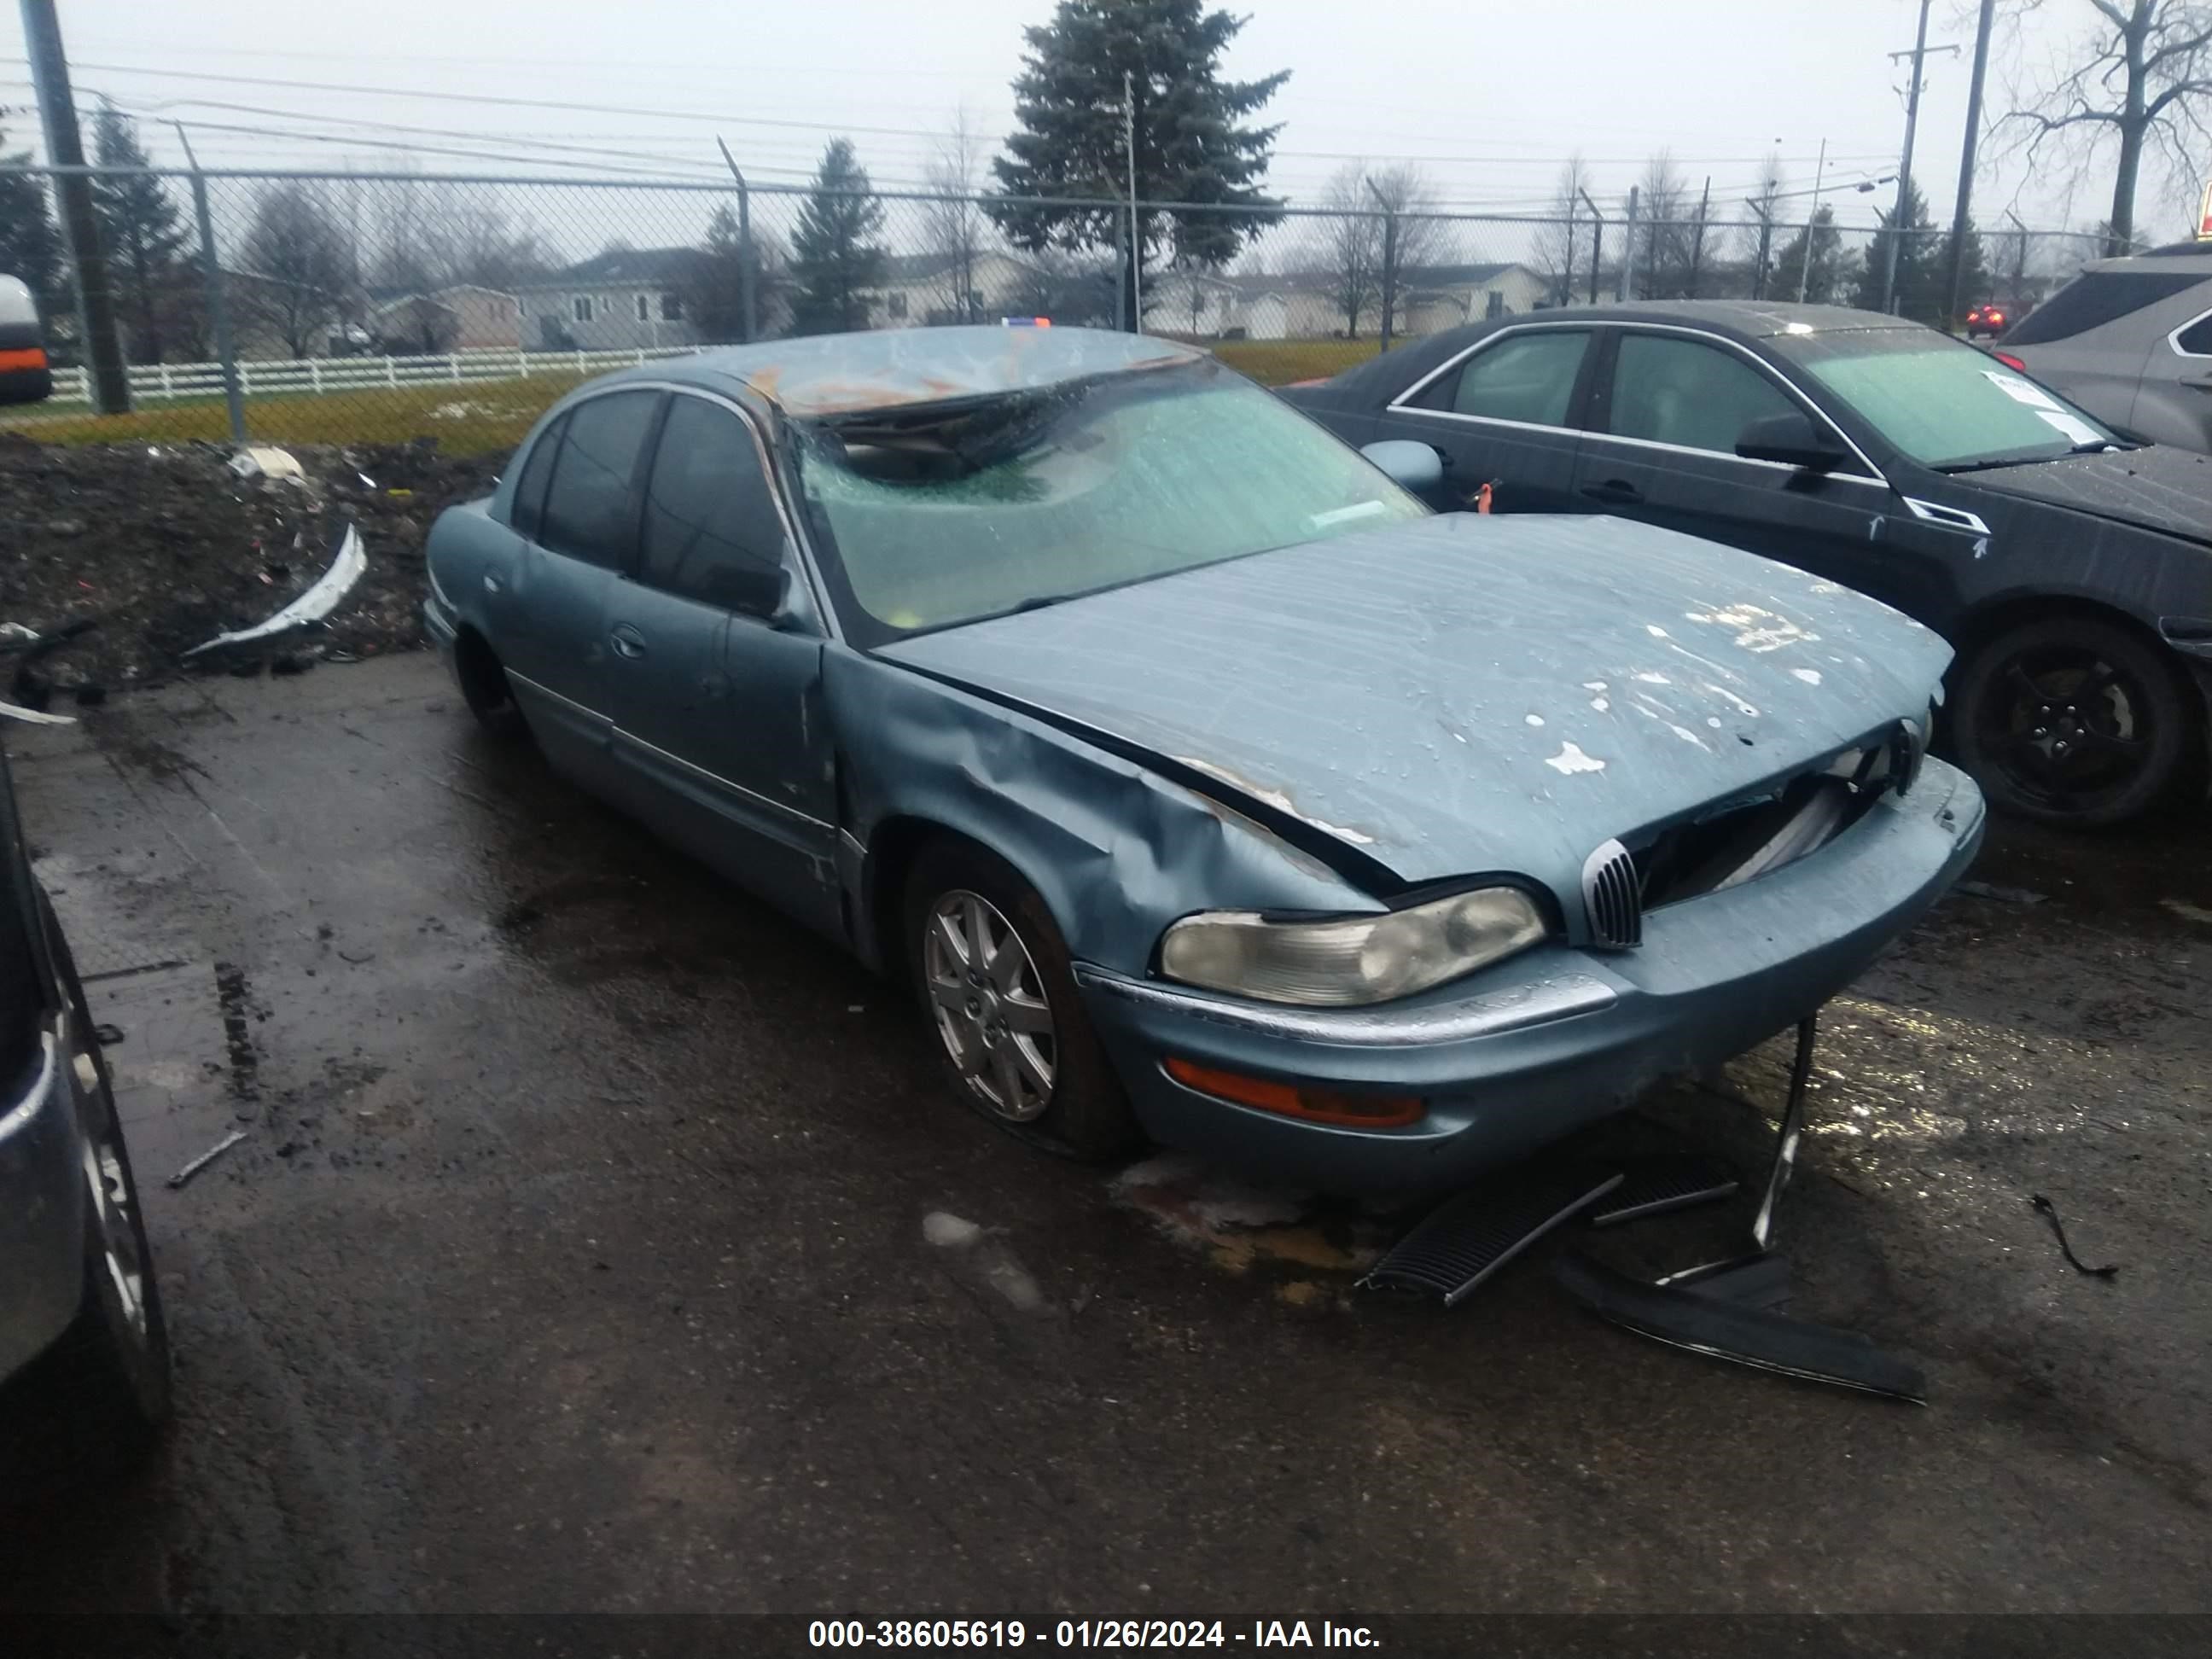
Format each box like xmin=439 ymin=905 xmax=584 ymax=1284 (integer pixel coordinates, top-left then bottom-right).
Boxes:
xmin=1554 ymin=1011 xmax=1929 ymax=1403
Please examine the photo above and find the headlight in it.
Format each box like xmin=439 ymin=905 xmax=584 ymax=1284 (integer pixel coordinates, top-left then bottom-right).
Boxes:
xmin=1159 ymin=887 xmax=1550 ymax=1007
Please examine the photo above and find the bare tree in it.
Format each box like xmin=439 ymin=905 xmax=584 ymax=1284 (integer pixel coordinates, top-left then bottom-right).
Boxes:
xmin=1636 ymin=149 xmax=1696 ymax=297
xmin=1309 ymin=162 xmax=1385 ymax=336
xmin=1364 ymin=164 xmax=1447 ymax=337
xmin=2001 ymin=0 xmax=2212 ymax=252
xmin=923 ymin=106 xmax=990 ymax=323
xmin=238 ymin=183 xmax=357 ymax=358
xmin=1532 ymin=154 xmax=1592 ymax=306
xmin=1738 ymin=153 xmax=1789 ymax=299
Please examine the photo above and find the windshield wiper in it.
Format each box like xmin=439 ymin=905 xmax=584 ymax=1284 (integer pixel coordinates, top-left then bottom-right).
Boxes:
xmin=1933 ymin=454 xmax=2047 ymax=474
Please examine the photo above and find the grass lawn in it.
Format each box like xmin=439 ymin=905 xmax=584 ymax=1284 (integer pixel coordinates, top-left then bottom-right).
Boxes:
xmin=0 ymin=372 xmax=591 ymax=456
xmin=1 ymin=339 xmax=1387 ymax=455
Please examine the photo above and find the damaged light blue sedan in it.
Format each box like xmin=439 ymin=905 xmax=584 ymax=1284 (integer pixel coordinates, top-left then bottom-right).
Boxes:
xmin=422 ymin=327 xmax=1984 ymax=1193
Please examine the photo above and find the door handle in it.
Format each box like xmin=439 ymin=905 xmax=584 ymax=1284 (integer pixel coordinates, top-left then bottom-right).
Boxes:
xmin=1581 ymin=480 xmax=1644 ymax=506
xmin=608 ymin=623 xmax=648 ymax=659
xmin=482 ymin=573 xmax=503 ymax=594
xmin=2180 ymin=372 xmax=2212 ymax=391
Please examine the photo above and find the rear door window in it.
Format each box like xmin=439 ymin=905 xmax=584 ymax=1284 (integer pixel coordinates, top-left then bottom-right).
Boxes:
xmin=2004 ymin=272 xmax=2207 ymax=345
xmin=1407 ymin=330 xmax=1590 ymax=427
xmin=2174 ymin=311 xmax=2212 ymax=356
xmin=1603 ymin=334 xmax=1802 ymax=457
xmin=638 ymin=396 xmax=789 ymax=613
xmin=509 ymin=414 xmax=566 ymax=539
xmin=538 ymin=390 xmax=661 ymax=568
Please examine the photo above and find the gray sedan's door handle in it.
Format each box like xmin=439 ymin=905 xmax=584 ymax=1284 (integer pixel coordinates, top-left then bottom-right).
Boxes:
xmin=609 ymin=623 xmax=648 ymax=659
xmin=1582 ymin=479 xmax=1644 ymax=506
xmin=2180 ymin=372 xmax=2212 ymax=391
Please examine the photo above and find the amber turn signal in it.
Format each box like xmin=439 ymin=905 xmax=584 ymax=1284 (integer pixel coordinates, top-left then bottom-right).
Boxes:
xmin=1164 ymin=1057 xmax=1423 ymax=1128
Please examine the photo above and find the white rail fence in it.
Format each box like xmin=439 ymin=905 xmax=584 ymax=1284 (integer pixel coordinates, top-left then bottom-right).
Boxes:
xmin=44 ymin=344 xmax=705 ymax=409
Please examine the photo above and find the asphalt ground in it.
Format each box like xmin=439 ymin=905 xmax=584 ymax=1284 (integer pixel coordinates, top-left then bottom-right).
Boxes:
xmin=0 ymin=656 xmax=2204 ymax=1639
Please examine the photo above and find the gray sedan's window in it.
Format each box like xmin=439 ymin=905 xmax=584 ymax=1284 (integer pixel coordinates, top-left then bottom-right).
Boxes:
xmin=795 ymin=361 xmax=1426 ymax=643
xmin=1410 ymin=330 xmax=1587 ymax=426
xmin=509 ymin=413 xmax=566 ymax=539
xmin=639 ymin=398 xmax=785 ymax=611
xmin=2175 ymin=312 xmax=2212 ymax=356
xmin=538 ymin=390 xmax=660 ymax=568
xmin=1606 ymin=335 xmax=1800 ymax=455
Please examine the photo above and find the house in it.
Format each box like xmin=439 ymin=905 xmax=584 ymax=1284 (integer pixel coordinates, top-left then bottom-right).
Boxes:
xmin=1392 ymin=263 xmax=1551 ymax=333
xmin=516 ymin=247 xmax=705 ymax=352
xmin=864 ymin=250 xmax=1052 ymax=329
xmin=367 ymin=284 xmax=522 ymax=353
xmin=1143 ymin=269 xmax=1246 ymax=337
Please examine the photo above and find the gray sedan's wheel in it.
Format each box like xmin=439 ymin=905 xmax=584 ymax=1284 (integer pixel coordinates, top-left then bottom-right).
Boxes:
xmin=455 ymin=631 xmax=528 ymax=742
xmin=904 ymin=841 xmax=1140 ymax=1161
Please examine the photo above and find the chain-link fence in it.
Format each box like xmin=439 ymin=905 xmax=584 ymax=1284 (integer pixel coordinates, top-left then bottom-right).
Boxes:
xmin=0 ymin=162 xmax=2125 ymax=455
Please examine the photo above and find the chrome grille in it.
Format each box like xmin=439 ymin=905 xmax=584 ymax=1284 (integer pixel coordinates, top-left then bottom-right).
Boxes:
xmin=1581 ymin=838 xmax=1643 ymax=950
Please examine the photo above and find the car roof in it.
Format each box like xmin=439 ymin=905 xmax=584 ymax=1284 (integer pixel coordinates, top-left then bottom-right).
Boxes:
xmin=2078 ymin=245 xmax=2212 ymax=275
xmin=586 ymin=324 xmax=1205 ymax=419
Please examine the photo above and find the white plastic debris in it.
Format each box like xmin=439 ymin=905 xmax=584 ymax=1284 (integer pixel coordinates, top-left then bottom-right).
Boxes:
xmin=182 ymin=522 xmax=367 ymax=658
xmin=228 ymin=445 xmax=306 ymax=485
xmin=0 ymin=700 xmax=75 ymax=726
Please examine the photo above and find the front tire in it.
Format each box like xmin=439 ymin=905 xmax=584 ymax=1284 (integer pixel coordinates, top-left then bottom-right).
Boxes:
xmin=903 ymin=840 xmax=1141 ymax=1162
xmin=1952 ymin=617 xmax=2193 ymax=827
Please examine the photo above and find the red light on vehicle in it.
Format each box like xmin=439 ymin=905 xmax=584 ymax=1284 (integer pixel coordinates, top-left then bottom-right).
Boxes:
xmin=1995 ymin=352 xmax=2027 ymax=371
xmin=1164 ymin=1057 xmax=1424 ymax=1128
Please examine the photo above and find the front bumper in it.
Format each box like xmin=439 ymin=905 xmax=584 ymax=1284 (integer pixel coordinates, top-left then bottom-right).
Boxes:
xmin=1077 ymin=757 xmax=1985 ymax=1195
xmin=0 ymin=1025 xmax=90 ymax=1382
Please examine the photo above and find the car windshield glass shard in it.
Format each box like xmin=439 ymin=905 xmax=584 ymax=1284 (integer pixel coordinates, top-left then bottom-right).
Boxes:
xmin=794 ymin=360 xmax=1428 ymax=641
xmin=1774 ymin=329 xmax=2120 ymax=472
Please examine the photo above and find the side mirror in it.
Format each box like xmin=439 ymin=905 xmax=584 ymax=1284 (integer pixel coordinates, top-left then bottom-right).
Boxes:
xmin=1360 ymin=439 xmax=1445 ymax=492
xmin=713 ymin=561 xmax=795 ymax=623
xmin=1736 ymin=410 xmax=1847 ymax=473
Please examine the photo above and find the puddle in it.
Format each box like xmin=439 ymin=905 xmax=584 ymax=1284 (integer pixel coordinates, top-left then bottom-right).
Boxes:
xmin=1109 ymin=1153 xmax=1400 ymax=1294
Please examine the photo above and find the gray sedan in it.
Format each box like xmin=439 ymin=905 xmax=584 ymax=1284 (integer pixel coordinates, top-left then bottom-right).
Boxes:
xmin=422 ymin=327 xmax=1982 ymax=1193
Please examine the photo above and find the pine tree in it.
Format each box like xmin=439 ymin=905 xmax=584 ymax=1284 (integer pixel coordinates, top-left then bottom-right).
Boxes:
xmin=789 ymin=139 xmax=887 ymax=336
xmin=987 ymin=0 xmax=1289 ymax=329
xmin=0 ymin=124 xmax=67 ymax=323
xmin=90 ymin=103 xmax=192 ymax=363
xmin=1854 ymin=180 xmax=1941 ymax=321
xmin=1773 ymin=206 xmax=1846 ymax=305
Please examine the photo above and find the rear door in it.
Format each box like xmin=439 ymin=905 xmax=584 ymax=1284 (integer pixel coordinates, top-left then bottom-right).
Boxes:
xmin=500 ymin=387 xmax=663 ymax=783
xmin=1572 ymin=328 xmax=1922 ymax=612
xmin=2002 ymin=266 xmax=2207 ymax=436
xmin=2120 ymin=285 xmax=2212 ymax=452
xmin=602 ymin=390 xmax=840 ymax=935
xmin=1376 ymin=324 xmax=1594 ymax=512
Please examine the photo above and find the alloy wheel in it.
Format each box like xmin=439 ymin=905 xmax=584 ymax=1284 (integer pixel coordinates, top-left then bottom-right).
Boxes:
xmin=77 ymin=1042 xmax=152 ymax=1355
xmin=922 ymin=888 xmax=1057 ymax=1123
xmin=1973 ymin=644 xmax=2156 ymax=818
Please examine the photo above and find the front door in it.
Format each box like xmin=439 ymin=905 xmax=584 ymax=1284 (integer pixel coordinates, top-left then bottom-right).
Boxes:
xmin=602 ymin=391 xmax=841 ymax=937
xmin=1377 ymin=325 xmax=1594 ymax=513
xmin=1568 ymin=328 xmax=1940 ymax=613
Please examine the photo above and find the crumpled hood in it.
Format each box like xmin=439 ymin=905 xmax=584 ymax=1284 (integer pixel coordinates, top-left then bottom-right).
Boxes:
xmin=1966 ymin=443 xmax=2212 ymax=546
xmin=879 ymin=513 xmax=1952 ymax=893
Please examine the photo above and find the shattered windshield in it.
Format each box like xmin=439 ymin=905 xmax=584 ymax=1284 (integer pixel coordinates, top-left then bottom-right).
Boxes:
xmin=1771 ymin=327 xmax=2124 ymax=473
xmin=791 ymin=358 xmax=1427 ymax=643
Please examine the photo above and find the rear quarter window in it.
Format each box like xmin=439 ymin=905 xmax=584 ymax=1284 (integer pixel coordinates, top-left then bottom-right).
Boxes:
xmin=2004 ymin=271 xmax=2208 ymax=345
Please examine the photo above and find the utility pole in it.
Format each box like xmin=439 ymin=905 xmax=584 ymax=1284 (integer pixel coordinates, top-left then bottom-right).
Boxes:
xmin=1942 ymin=0 xmax=1999 ymax=330
xmin=1124 ymin=70 xmax=1142 ymax=335
xmin=1880 ymin=1 xmax=1958 ymax=315
xmin=1749 ymin=201 xmax=1775 ymax=300
xmin=1798 ymin=139 xmax=1828 ymax=303
xmin=18 ymin=0 xmax=131 ymax=413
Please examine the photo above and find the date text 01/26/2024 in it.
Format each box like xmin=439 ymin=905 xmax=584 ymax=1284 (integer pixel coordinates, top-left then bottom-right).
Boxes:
xmin=807 ymin=1621 xmax=1381 ymax=1649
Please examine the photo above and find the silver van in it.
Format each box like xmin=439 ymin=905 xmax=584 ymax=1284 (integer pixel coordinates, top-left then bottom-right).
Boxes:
xmin=2000 ymin=243 xmax=2212 ymax=453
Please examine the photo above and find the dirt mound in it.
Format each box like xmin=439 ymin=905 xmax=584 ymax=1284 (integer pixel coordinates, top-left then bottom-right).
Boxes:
xmin=0 ymin=437 xmax=503 ymax=695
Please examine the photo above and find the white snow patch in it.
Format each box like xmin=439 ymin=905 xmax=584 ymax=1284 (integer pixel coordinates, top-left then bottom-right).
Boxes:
xmin=1791 ymin=667 xmax=1823 ymax=685
xmin=1707 ymin=716 xmax=1723 ymax=728
xmin=1582 ymin=681 xmax=1608 ymax=692
xmin=1524 ymin=713 xmax=1545 ymax=727
xmin=1544 ymin=742 xmax=1607 ymax=775
xmin=1590 ymin=697 xmax=1610 ymax=713
xmin=1667 ymin=724 xmax=1709 ymax=749
xmin=1683 ymin=602 xmax=1819 ymax=653
xmin=1633 ymin=672 xmax=1670 ymax=685
xmin=923 ymin=1211 xmax=983 ymax=1249
xmin=1698 ymin=682 xmax=1761 ymax=717
xmin=1644 ymin=624 xmax=1669 ymax=637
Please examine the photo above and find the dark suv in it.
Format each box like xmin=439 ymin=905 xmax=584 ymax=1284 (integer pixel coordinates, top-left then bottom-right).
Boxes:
xmin=0 ymin=743 xmax=168 ymax=1480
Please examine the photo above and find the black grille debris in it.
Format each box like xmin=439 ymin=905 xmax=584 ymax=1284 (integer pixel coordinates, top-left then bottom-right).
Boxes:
xmin=1361 ymin=1163 xmax=1624 ymax=1307
xmin=1586 ymin=1153 xmax=1740 ymax=1227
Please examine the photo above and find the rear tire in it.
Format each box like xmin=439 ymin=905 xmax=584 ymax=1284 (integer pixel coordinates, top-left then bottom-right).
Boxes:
xmin=2 ymin=899 xmax=170 ymax=1493
xmin=903 ymin=839 xmax=1142 ymax=1162
xmin=1951 ymin=617 xmax=2192 ymax=827
xmin=455 ymin=631 xmax=528 ymax=742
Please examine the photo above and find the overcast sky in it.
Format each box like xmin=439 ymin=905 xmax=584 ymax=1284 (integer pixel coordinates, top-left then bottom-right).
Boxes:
xmin=1 ymin=0 xmax=2202 ymax=238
